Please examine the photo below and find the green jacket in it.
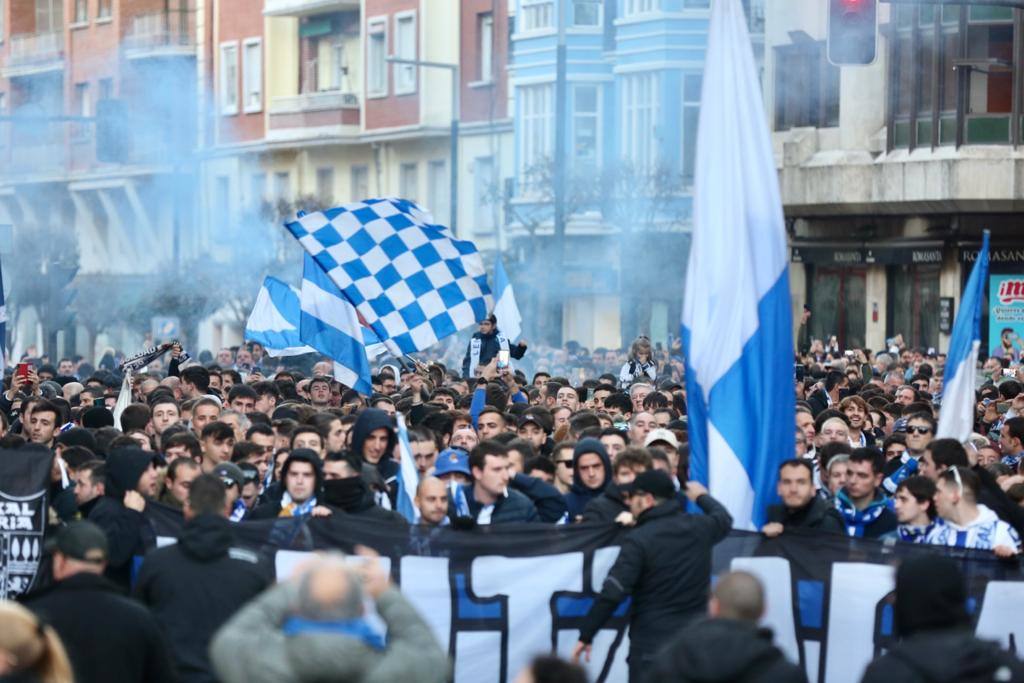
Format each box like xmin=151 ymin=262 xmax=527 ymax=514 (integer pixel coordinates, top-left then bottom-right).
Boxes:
xmin=209 ymin=581 xmax=449 ymax=683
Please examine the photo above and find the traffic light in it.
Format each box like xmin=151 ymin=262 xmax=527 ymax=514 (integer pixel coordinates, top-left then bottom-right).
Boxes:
xmin=95 ymin=99 xmax=128 ymax=164
xmin=828 ymin=0 xmax=878 ymax=66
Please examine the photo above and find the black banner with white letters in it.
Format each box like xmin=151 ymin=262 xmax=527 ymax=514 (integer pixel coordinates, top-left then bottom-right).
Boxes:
xmin=142 ymin=505 xmax=1024 ymax=683
xmin=0 ymin=449 xmax=51 ymax=599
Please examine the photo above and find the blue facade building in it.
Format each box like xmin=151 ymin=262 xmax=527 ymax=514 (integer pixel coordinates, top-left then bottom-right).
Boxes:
xmin=506 ymin=0 xmax=716 ymax=349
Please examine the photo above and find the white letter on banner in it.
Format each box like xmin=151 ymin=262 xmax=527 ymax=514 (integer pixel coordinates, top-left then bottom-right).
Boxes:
xmin=399 ymin=556 xmax=452 ymax=653
xmin=731 ymin=557 xmax=799 ymax=664
xmin=824 ymin=562 xmax=894 ymax=683
xmin=471 ymin=553 xmax=585 ymax=681
xmin=974 ymin=581 xmax=1024 ymax=649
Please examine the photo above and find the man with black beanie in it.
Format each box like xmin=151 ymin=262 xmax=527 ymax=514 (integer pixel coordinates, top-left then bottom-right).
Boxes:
xmin=861 ymin=556 xmax=1024 ymax=683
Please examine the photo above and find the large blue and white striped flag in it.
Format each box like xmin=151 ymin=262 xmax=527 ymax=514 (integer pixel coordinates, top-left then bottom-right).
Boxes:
xmin=681 ymin=0 xmax=793 ymax=530
xmin=937 ymin=231 xmax=990 ymax=442
xmin=285 ymin=198 xmax=492 ymax=356
xmin=245 ymin=277 xmax=316 ymax=357
xmin=492 ymin=257 xmax=522 ymax=342
xmin=300 ymin=254 xmax=373 ymax=395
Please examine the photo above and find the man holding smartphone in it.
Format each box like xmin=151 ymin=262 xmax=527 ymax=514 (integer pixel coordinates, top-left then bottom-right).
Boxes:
xmin=461 ymin=314 xmax=527 ymax=379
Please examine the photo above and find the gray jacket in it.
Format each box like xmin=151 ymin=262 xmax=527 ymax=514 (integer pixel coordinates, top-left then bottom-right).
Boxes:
xmin=209 ymin=582 xmax=449 ymax=683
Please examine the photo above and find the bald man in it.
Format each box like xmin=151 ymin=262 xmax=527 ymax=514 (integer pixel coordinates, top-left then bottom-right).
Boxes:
xmin=651 ymin=572 xmax=806 ymax=683
xmin=415 ymin=477 xmax=449 ymax=527
xmin=210 ymin=553 xmax=448 ymax=683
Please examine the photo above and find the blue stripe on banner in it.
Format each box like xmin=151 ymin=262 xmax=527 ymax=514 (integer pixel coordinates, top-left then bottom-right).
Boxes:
xmin=797 ymin=580 xmax=824 ymax=629
xmin=683 ymin=270 xmax=794 ymax=529
xmin=455 ymin=573 xmax=503 ymax=619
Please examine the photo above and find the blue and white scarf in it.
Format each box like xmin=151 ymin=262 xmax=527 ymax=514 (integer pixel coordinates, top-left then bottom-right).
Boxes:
xmin=882 ymin=453 xmax=918 ymax=495
xmin=835 ymin=489 xmax=888 ymax=538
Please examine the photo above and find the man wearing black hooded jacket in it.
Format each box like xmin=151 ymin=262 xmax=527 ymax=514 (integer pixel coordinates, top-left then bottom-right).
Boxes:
xmin=135 ymin=474 xmax=272 ymax=683
xmin=320 ymin=451 xmax=408 ymax=527
xmin=563 ymin=438 xmax=612 ymax=521
xmin=87 ymin=447 xmax=161 ymax=588
xmin=348 ymin=408 xmax=399 ymax=508
xmin=861 ymin=556 xmax=1024 ymax=683
xmin=582 ymin=448 xmax=651 ymax=524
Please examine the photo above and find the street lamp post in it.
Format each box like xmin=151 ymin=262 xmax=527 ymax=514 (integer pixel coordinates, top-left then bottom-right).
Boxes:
xmin=386 ymin=56 xmax=460 ymax=236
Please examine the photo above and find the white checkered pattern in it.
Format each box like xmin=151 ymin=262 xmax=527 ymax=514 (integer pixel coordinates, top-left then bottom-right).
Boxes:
xmin=285 ymin=198 xmax=493 ymax=355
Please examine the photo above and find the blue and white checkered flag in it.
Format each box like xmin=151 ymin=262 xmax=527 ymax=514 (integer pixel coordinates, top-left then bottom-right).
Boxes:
xmin=285 ymin=198 xmax=493 ymax=355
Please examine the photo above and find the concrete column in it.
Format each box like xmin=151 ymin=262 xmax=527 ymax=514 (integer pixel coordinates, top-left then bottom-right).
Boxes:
xmin=938 ymin=251 xmax=962 ymax=354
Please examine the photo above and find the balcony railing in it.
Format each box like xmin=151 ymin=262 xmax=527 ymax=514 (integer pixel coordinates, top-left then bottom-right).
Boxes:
xmin=7 ymin=31 xmax=64 ymax=68
xmin=123 ymin=10 xmax=196 ymax=56
xmin=263 ymin=0 xmax=359 ymax=18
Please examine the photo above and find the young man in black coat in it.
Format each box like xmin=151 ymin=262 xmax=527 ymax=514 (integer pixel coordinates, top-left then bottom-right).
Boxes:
xmin=135 ymin=475 xmax=272 ymax=683
xmin=573 ymin=470 xmax=733 ymax=682
xmin=582 ymin=447 xmax=652 ymax=524
xmin=22 ymin=522 xmax=177 ymax=683
xmin=762 ymin=459 xmax=845 ymax=537
xmin=86 ymin=447 xmax=162 ymax=588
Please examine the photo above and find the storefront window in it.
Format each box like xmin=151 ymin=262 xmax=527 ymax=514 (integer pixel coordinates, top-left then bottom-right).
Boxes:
xmin=889 ymin=264 xmax=941 ymax=350
xmin=809 ymin=267 xmax=866 ymax=350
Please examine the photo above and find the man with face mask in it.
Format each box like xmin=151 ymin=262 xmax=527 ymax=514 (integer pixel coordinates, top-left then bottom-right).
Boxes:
xmin=318 ymin=452 xmax=407 ymax=527
xmin=87 ymin=447 xmax=163 ymax=589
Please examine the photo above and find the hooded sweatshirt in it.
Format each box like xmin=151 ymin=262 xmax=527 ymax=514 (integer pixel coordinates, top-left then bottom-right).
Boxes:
xmin=349 ymin=409 xmax=399 ymax=506
xmin=563 ymin=438 xmax=612 ymax=519
xmin=87 ymin=447 xmax=158 ymax=587
xmin=861 ymin=556 xmax=1024 ymax=683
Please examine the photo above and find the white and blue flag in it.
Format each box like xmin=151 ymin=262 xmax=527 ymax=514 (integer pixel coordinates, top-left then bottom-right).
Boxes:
xmin=394 ymin=413 xmax=421 ymax=524
xmin=492 ymin=257 xmax=522 ymax=342
xmin=681 ymin=0 xmax=793 ymax=530
xmin=285 ymin=198 xmax=492 ymax=356
xmin=937 ymin=231 xmax=990 ymax=442
xmin=245 ymin=277 xmax=316 ymax=357
xmin=300 ymin=254 xmax=373 ymax=395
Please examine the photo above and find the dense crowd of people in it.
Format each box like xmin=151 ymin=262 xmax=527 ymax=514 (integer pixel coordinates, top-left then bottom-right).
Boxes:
xmin=0 ymin=317 xmax=1021 ymax=683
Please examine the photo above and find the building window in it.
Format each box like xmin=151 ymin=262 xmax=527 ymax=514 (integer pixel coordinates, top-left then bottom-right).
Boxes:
xmin=36 ymin=0 xmax=62 ymax=33
xmin=367 ymin=18 xmax=387 ymax=97
xmin=521 ymin=0 xmax=554 ymax=32
xmin=773 ymin=41 xmax=839 ymax=131
xmin=274 ymin=171 xmax=291 ymax=201
xmin=573 ymin=1 xmax=601 ymax=27
xmin=427 ymin=160 xmax=449 ymax=226
xmin=474 ymin=156 xmax=496 ymax=232
xmin=888 ymin=5 xmax=1015 ymax=149
xmin=97 ymin=0 xmax=110 ymax=19
xmin=331 ymin=43 xmax=350 ymax=92
xmin=621 ymin=71 xmax=660 ymax=172
xmin=572 ymin=84 xmax=599 ymax=164
xmin=394 ymin=12 xmax=417 ymax=95
xmin=73 ymin=0 xmax=87 ymax=24
xmin=220 ymin=42 xmax=239 ymax=115
xmin=623 ymin=0 xmax=658 ymax=17
xmin=520 ymin=83 xmax=554 ymax=179
xmin=243 ymin=38 xmax=263 ymax=114
xmin=889 ymin=264 xmax=940 ymax=350
xmin=682 ymin=73 xmax=701 ymax=185
xmin=316 ymin=167 xmax=335 ymax=205
xmin=250 ymin=172 xmax=266 ymax=204
xmin=351 ymin=165 xmax=369 ymax=201
xmin=72 ymin=82 xmax=89 ymax=142
xmin=479 ymin=13 xmax=494 ymax=83
xmin=399 ymin=162 xmax=419 ymax=202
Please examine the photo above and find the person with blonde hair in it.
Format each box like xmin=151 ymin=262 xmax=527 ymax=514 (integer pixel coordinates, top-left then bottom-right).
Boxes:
xmin=619 ymin=336 xmax=658 ymax=389
xmin=0 ymin=601 xmax=73 ymax=683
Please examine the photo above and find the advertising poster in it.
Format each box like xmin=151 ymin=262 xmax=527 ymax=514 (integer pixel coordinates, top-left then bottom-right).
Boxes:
xmin=989 ymin=274 xmax=1024 ymax=362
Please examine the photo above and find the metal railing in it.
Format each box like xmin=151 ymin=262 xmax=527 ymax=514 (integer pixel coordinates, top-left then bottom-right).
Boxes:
xmin=8 ymin=31 xmax=64 ymax=66
xmin=123 ymin=10 xmax=196 ymax=52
